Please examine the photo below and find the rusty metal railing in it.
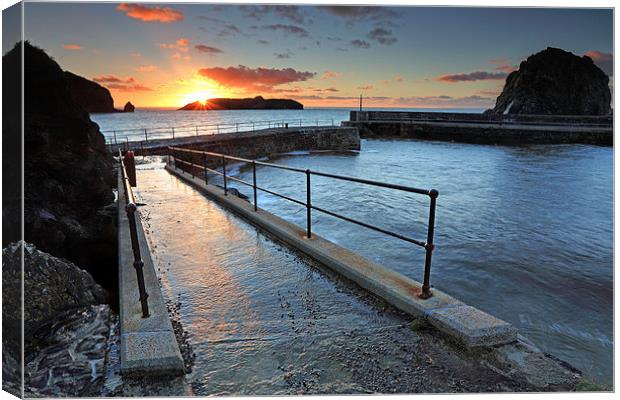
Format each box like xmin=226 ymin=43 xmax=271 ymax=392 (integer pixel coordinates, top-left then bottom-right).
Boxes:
xmin=168 ymin=146 xmax=439 ymax=299
xmin=119 ymin=150 xmax=150 ymax=317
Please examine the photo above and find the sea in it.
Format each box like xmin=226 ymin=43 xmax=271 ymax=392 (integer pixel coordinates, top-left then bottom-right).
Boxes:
xmin=92 ymin=108 xmax=613 ymax=386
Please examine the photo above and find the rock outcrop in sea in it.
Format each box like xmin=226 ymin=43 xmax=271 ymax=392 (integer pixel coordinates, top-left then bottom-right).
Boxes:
xmin=3 ymin=42 xmax=118 ymax=295
xmin=489 ymin=47 xmax=611 ymax=115
xmin=179 ymin=95 xmax=303 ymax=110
xmin=123 ymin=101 xmax=135 ymax=112
xmin=64 ymin=70 xmax=118 ymax=113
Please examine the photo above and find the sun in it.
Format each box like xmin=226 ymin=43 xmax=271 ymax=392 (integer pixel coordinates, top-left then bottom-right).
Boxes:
xmin=180 ymin=89 xmax=217 ymax=106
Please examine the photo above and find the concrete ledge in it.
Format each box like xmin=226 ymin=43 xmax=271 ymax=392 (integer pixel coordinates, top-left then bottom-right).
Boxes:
xmin=165 ymin=163 xmax=517 ymax=348
xmin=118 ymin=169 xmax=185 ymax=376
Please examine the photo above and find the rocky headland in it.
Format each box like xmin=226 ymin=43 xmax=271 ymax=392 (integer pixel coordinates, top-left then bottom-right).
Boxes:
xmin=489 ymin=47 xmax=611 ymax=115
xmin=179 ymin=95 xmax=303 ymax=110
xmin=64 ymin=71 xmax=119 ymax=113
xmin=2 ymin=42 xmax=120 ymax=396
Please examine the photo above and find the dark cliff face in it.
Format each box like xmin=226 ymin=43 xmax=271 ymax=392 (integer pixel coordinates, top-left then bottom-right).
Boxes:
xmin=179 ymin=95 xmax=303 ymax=110
xmin=490 ymin=47 xmax=611 ymax=116
xmin=64 ymin=71 xmax=117 ymax=113
xmin=3 ymin=42 xmax=118 ymax=296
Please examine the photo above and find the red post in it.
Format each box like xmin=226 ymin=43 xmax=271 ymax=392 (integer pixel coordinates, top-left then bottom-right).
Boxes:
xmin=125 ymin=151 xmax=137 ymax=187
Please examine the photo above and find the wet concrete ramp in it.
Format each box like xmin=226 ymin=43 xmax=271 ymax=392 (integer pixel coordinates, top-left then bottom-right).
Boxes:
xmin=132 ymin=165 xmax=541 ymax=394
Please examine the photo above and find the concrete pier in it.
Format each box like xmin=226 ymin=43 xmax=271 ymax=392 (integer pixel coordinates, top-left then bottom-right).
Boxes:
xmin=344 ymin=111 xmax=612 ymax=145
xmin=117 ymin=169 xmax=185 ymax=376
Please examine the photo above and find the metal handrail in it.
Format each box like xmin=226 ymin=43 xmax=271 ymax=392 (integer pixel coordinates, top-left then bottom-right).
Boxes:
xmin=119 ymin=150 xmax=150 ymax=317
xmin=168 ymin=146 xmax=438 ymax=298
xmin=104 ymin=118 xmax=337 ymax=146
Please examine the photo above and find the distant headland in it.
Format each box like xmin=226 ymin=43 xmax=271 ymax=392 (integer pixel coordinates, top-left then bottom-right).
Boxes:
xmin=179 ymin=96 xmax=303 ymax=111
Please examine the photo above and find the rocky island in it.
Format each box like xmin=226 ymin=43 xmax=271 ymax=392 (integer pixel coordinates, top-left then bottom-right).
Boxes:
xmin=179 ymin=96 xmax=303 ymax=111
xmin=488 ymin=47 xmax=611 ymax=115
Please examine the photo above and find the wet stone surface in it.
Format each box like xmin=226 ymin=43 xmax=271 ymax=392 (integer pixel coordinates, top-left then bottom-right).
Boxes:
xmin=125 ymin=166 xmax=541 ymax=395
xmin=24 ymin=305 xmax=112 ymax=397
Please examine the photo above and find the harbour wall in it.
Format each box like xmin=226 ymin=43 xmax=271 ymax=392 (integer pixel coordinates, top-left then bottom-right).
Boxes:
xmin=344 ymin=111 xmax=612 ymax=145
xmin=109 ymin=126 xmax=361 ymax=158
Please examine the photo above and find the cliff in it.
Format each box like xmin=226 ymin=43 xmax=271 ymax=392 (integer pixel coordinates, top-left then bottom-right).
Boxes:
xmin=179 ymin=96 xmax=303 ymax=110
xmin=489 ymin=47 xmax=611 ymax=115
xmin=64 ymin=70 xmax=118 ymax=113
xmin=3 ymin=42 xmax=118 ymax=294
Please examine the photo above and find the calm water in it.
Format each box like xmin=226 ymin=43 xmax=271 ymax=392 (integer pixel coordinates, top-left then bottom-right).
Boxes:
xmin=91 ymin=107 xmax=483 ymax=140
xmin=100 ymin=110 xmax=613 ymax=386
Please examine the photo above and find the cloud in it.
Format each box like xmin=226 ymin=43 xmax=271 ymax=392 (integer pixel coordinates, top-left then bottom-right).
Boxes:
xmin=274 ymin=50 xmax=293 ymax=59
xmin=135 ymin=65 xmax=157 ymax=72
xmin=585 ymin=50 xmax=613 ymax=76
xmin=241 ymin=5 xmax=308 ymax=24
xmin=350 ymin=39 xmax=370 ymax=49
xmin=197 ymin=65 xmax=316 ymax=92
xmin=257 ymin=39 xmax=270 ymax=45
xmin=261 ymin=24 xmax=309 ymax=38
xmin=367 ymin=27 xmax=397 ymax=45
xmin=317 ymin=6 xmax=397 ymax=21
xmin=93 ymin=75 xmax=135 ymax=84
xmin=92 ymin=74 xmax=152 ymax=92
xmin=172 ymin=53 xmax=191 ymax=61
xmin=437 ymin=71 xmax=508 ymax=83
xmin=106 ymin=83 xmax=153 ymax=92
xmin=62 ymin=44 xmax=82 ymax=51
xmin=160 ymin=38 xmax=190 ymax=52
xmin=489 ymin=58 xmax=516 ymax=73
xmin=116 ymin=3 xmax=184 ymax=23
xmin=321 ymin=70 xmax=342 ymax=79
xmin=195 ymin=45 xmax=223 ymax=54
xmin=394 ymin=75 xmax=404 ymax=83
xmin=218 ymin=24 xmax=246 ymax=37
xmin=314 ymin=87 xmax=339 ymax=93
xmin=357 ymin=85 xmax=375 ymax=90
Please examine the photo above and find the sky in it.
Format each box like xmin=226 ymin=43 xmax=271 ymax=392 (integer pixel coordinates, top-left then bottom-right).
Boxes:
xmin=12 ymin=2 xmax=614 ymax=109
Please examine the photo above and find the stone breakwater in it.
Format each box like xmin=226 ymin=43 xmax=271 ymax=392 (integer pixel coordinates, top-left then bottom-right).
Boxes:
xmin=344 ymin=111 xmax=612 ymax=146
xmin=109 ymin=126 xmax=361 ymax=159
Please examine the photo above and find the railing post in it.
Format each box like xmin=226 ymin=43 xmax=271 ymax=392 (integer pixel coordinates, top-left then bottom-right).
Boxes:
xmin=195 ymin=126 xmax=199 ymax=136
xmin=253 ymin=122 xmax=255 ymax=131
xmin=306 ymin=169 xmax=312 ymax=238
xmin=125 ymin=203 xmax=150 ymax=318
xmin=114 ymin=130 xmax=118 ymax=145
xmin=204 ymin=153 xmax=208 ymax=185
xmin=299 ymin=119 xmax=302 ymax=127
xmin=420 ymin=189 xmax=438 ymax=299
xmin=144 ymin=128 xmax=148 ymax=142
xmin=252 ymin=161 xmax=258 ymax=211
xmin=222 ymin=155 xmax=227 ymax=195
xmin=236 ymin=123 xmax=239 ymax=133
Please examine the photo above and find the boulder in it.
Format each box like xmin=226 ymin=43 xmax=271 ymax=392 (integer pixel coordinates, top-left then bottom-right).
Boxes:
xmin=3 ymin=42 xmax=118 ymax=295
xmin=2 ymin=242 xmax=107 ymax=340
xmin=123 ymin=101 xmax=135 ymax=112
xmin=489 ymin=47 xmax=611 ymax=115
xmin=64 ymin=70 xmax=117 ymax=113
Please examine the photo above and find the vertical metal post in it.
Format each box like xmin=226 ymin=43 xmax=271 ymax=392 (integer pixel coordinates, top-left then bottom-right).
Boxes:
xmin=144 ymin=128 xmax=148 ymax=142
xmin=316 ymin=119 xmax=319 ymax=127
xmin=114 ymin=130 xmax=118 ymax=144
xmin=195 ymin=126 xmax=199 ymax=136
xmin=299 ymin=119 xmax=302 ymax=127
xmin=252 ymin=161 xmax=258 ymax=211
xmin=306 ymin=169 xmax=312 ymax=238
xmin=236 ymin=123 xmax=239 ymax=133
xmin=125 ymin=203 xmax=150 ymax=318
xmin=253 ymin=122 xmax=255 ymax=131
xmin=420 ymin=189 xmax=438 ymax=299
xmin=125 ymin=137 xmax=129 ymax=152
xmin=222 ymin=155 xmax=227 ymax=195
xmin=203 ymin=153 xmax=209 ymax=185
xmin=331 ymin=119 xmax=334 ymax=126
